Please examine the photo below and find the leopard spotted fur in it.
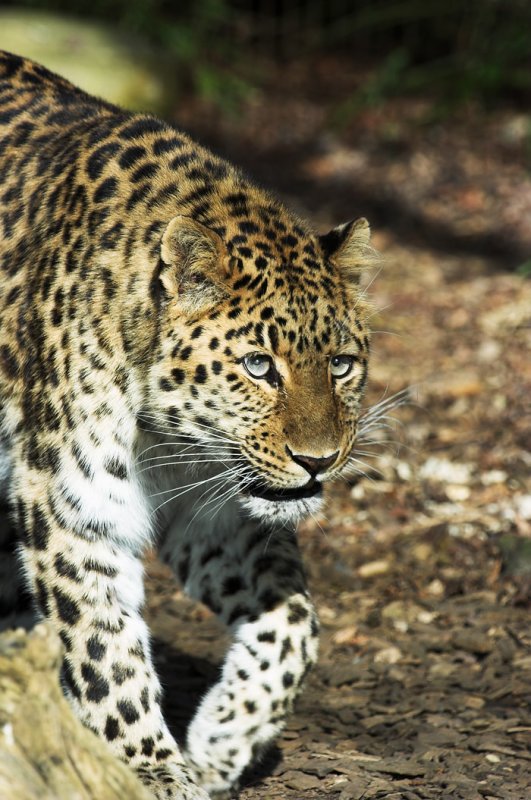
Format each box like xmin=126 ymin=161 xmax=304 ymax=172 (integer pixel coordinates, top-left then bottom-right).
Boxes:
xmin=0 ymin=51 xmax=373 ymax=799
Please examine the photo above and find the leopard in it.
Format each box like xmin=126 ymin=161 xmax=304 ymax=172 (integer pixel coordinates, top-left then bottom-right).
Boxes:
xmin=0 ymin=50 xmax=374 ymax=799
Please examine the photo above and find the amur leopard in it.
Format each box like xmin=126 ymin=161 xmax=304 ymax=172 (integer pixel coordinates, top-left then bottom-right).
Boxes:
xmin=0 ymin=51 xmax=374 ymax=799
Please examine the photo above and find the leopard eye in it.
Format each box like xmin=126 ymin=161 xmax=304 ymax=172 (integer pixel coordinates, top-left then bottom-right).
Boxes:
xmin=330 ymin=354 xmax=356 ymax=378
xmin=243 ymin=352 xmax=273 ymax=379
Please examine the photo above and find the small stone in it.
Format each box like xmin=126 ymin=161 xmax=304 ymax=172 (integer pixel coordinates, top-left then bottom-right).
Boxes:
xmin=477 ymin=340 xmax=502 ymax=361
xmin=396 ymin=461 xmax=412 ymax=481
xmin=350 ymin=483 xmax=365 ymax=500
xmin=412 ymin=543 xmax=433 ymax=562
xmin=417 ymin=610 xmax=437 ymax=624
xmin=324 ymin=663 xmax=367 ymax=687
xmin=426 ymin=579 xmax=445 ymax=597
xmin=485 ymin=753 xmax=501 ymax=763
xmin=428 ymin=661 xmax=456 ymax=678
xmin=358 ymin=559 xmax=390 ymax=578
xmin=283 ymin=770 xmax=322 ymax=790
xmin=374 ymin=646 xmax=402 ymax=664
xmin=382 ymin=600 xmax=424 ymax=623
xmin=516 ymin=495 xmax=531 ymax=520
xmin=318 ymin=605 xmax=338 ymax=622
xmin=338 ymin=778 xmax=371 ymax=799
xmin=465 ymin=695 xmax=486 ymax=709
xmin=513 ymin=655 xmax=531 ymax=670
xmin=393 ymin=619 xmax=408 ymax=633
xmin=500 ymin=114 xmax=531 ymax=144
xmin=452 ymin=629 xmax=493 ymax=655
xmin=445 ymin=484 xmax=471 ymax=502
xmin=420 ymin=457 xmax=472 ymax=484
xmin=364 ymin=758 xmax=427 ymax=777
xmin=481 ymin=470 xmax=507 ymax=486
xmin=332 ymin=626 xmax=369 ymax=646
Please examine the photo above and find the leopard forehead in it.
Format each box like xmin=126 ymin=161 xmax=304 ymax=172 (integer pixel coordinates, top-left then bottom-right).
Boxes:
xmin=158 ymin=199 xmax=369 ymax=357
xmin=162 ymin=222 xmax=370 ymax=372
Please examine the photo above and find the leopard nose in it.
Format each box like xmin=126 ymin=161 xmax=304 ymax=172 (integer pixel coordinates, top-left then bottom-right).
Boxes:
xmin=286 ymin=447 xmax=339 ymax=477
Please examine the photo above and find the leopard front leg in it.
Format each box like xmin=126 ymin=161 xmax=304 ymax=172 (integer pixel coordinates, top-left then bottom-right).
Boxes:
xmin=11 ymin=459 xmax=208 ymax=800
xmin=160 ymin=519 xmax=319 ymax=798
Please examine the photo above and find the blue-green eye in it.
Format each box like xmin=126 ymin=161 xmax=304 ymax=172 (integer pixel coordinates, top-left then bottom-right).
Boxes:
xmin=243 ymin=352 xmax=273 ymax=379
xmin=330 ymin=354 xmax=356 ymax=378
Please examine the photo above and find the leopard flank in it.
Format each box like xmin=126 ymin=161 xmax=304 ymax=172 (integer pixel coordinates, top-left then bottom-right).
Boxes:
xmin=0 ymin=50 xmax=373 ymax=799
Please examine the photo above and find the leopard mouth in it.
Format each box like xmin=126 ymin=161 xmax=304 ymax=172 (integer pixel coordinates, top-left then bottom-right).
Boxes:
xmin=247 ymin=479 xmax=322 ymax=502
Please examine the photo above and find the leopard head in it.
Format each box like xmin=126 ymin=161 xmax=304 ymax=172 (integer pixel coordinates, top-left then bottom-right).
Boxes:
xmin=148 ymin=205 xmax=374 ymax=525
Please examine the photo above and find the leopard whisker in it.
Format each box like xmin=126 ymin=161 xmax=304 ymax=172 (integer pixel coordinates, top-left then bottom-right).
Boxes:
xmin=357 ymin=421 xmax=397 ymax=436
xmin=139 ymin=451 xmax=238 ymax=464
xmin=138 ymin=457 xmax=240 ymax=474
xmin=303 ymin=502 xmax=331 ymax=543
xmin=136 ymin=438 xmax=239 ymax=461
xmin=206 ymin=475 xmax=255 ymax=522
xmin=138 ymin=413 xmax=241 ymax=446
xmin=150 ymin=465 xmax=243 ymax=500
xmin=343 ymin=457 xmax=378 ymax=482
xmin=359 ymin=386 xmax=412 ymax=419
xmin=150 ymin=466 xmax=245 ymax=516
xmin=188 ymin=467 xmax=253 ymax=527
xmin=350 ymin=447 xmax=390 ymax=459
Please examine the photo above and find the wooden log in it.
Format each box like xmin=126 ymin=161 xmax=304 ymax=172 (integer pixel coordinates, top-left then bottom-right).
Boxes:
xmin=0 ymin=623 xmax=152 ymax=800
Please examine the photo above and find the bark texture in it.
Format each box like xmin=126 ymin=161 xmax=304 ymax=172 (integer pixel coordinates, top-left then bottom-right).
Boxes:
xmin=0 ymin=623 xmax=152 ymax=800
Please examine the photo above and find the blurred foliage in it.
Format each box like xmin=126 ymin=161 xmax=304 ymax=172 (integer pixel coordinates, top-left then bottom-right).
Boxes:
xmin=322 ymin=0 xmax=531 ymax=119
xmin=3 ymin=0 xmax=531 ymax=114
xmin=2 ymin=0 xmax=252 ymax=110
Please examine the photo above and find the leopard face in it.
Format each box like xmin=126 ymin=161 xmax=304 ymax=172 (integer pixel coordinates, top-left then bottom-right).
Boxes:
xmin=147 ymin=214 xmax=372 ymax=525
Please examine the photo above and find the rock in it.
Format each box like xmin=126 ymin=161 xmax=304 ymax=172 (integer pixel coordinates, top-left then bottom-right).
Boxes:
xmin=322 ymin=662 xmax=369 ymax=687
xmin=445 ymin=484 xmax=471 ymax=502
xmin=452 ymin=629 xmax=494 ymax=655
xmin=426 ymin=578 xmax=445 ymax=597
xmin=0 ymin=10 xmax=173 ymax=113
xmin=515 ymin=494 xmax=531 ymax=520
xmin=464 ymin=695 xmax=486 ymax=709
xmin=417 ymin=610 xmax=437 ymax=624
xmin=373 ymin=646 xmax=402 ymax=665
xmin=364 ymin=757 xmax=427 ymax=777
xmin=428 ymin=660 xmax=456 ymax=679
xmin=420 ymin=457 xmax=472 ymax=484
xmin=282 ymin=770 xmax=322 ymax=790
xmin=481 ymin=469 xmax=508 ymax=485
xmin=337 ymin=777 xmax=370 ymax=799
xmin=357 ymin=559 xmax=390 ymax=578
xmin=331 ymin=626 xmax=369 ymax=647
xmin=381 ymin=600 xmax=425 ymax=625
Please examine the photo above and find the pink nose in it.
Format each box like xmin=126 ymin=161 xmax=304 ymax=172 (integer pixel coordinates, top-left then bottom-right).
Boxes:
xmin=286 ymin=447 xmax=339 ymax=477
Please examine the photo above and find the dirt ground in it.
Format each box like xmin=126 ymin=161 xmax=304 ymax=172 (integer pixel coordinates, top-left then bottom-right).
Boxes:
xmin=146 ymin=59 xmax=531 ymax=800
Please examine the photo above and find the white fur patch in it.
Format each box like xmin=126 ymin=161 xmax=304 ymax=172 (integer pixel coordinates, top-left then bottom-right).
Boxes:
xmin=238 ymin=492 xmax=323 ymax=525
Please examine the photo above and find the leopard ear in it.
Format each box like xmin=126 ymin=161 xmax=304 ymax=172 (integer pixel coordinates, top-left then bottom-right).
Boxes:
xmin=160 ymin=215 xmax=230 ymax=312
xmin=319 ymin=217 xmax=375 ymax=284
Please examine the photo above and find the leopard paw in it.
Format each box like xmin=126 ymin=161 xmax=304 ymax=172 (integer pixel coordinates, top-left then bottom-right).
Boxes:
xmin=183 ymin=750 xmax=243 ymax=800
xmin=135 ymin=761 xmax=211 ymax=800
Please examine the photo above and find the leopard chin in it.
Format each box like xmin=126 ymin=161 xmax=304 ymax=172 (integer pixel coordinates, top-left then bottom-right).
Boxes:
xmin=239 ymin=483 xmax=324 ymax=525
